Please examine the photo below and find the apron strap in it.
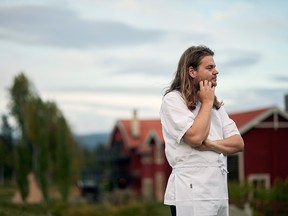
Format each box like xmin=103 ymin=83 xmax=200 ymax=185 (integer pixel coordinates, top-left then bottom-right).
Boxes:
xmin=218 ymin=153 xmax=229 ymax=175
xmin=172 ymin=153 xmax=229 ymax=175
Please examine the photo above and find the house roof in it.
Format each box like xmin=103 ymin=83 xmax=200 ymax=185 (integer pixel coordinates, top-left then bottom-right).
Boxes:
xmin=115 ymin=119 xmax=163 ymax=150
xmin=229 ymin=106 xmax=288 ymax=134
xmin=229 ymin=107 xmax=271 ymax=130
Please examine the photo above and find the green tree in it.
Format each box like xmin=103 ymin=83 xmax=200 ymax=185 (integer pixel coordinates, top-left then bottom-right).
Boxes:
xmin=0 ymin=114 xmax=14 ymax=184
xmin=25 ymin=97 xmax=49 ymax=201
xmin=15 ymin=140 xmax=31 ymax=201
xmin=45 ymin=101 xmax=80 ymax=201
xmin=8 ymin=72 xmax=78 ymax=203
xmin=8 ymin=73 xmax=35 ymax=201
xmin=45 ymin=101 xmax=77 ymax=186
xmin=56 ymin=116 xmax=71 ymax=202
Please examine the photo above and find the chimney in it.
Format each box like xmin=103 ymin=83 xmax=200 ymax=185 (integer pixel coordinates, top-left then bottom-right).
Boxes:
xmin=285 ymin=94 xmax=288 ymax=113
xmin=131 ymin=109 xmax=140 ymax=138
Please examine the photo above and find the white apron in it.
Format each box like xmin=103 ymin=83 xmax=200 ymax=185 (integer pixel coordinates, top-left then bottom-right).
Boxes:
xmin=160 ymin=91 xmax=239 ymax=216
xmin=165 ymin=154 xmax=229 ymax=216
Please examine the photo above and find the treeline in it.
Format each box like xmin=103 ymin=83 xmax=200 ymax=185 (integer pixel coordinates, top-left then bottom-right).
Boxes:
xmin=0 ymin=72 xmax=83 ymax=203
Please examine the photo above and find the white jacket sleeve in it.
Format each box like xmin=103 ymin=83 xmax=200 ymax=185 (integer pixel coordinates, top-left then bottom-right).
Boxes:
xmin=220 ymin=106 xmax=240 ymax=138
xmin=160 ymin=91 xmax=195 ymax=144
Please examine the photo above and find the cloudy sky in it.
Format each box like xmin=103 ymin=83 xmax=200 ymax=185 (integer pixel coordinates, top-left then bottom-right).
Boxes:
xmin=0 ymin=0 xmax=288 ymax=135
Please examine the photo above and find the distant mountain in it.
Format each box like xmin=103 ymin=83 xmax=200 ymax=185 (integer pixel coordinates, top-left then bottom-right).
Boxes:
xmin=76 ymin=133 xmax=109 ymax=150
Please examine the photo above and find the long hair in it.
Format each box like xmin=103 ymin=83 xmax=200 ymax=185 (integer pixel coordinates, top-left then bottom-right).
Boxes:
xmin=165 ymin=45 xmax=222 ymax=110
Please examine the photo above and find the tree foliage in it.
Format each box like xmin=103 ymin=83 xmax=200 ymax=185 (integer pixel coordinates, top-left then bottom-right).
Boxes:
xmin=0 ymin=114 xmax=14 ymax=183
xmin=56 ymin=116 xmax=71 ymax=202
xmin=8 ymin=72 xmax=34 ymax=201
xmin=25 ymin=97 xmax=49 ymax=201
xmin=15 ymin=140 xmax=31 ymax=201
xmin=6 ymin=72 xmax=77 ymax=202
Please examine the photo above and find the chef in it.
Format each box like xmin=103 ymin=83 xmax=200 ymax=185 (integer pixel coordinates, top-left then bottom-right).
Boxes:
xmin=160 ymin=45 xmax=244 ymax=216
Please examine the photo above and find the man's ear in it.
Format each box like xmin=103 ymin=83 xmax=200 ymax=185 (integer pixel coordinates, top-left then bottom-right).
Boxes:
xmin=188 ymin=66 xmax=197 ymax=78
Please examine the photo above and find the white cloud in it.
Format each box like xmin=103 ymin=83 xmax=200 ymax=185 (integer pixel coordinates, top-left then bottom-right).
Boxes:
xmin=212 ymin=2 xmax=251 ymax=21
xmin=1 ymin=0 xmax=288 ymax=134
xmin=0 ymin=4 xmax=164 ymax=48
xmin=40 ymin=90 xmax=162 ymax=134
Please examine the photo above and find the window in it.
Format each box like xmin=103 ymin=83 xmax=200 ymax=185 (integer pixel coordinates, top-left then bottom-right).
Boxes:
xmin=155 ymin=172 xmax=165 ymax=201
xmin=155 ymin=143 xmax=164 ymax=165
xmin=227 ymin=154 xmax=239 ymax=182
xmin=248 ymin=174 xmax=270 ymax=189
xmin=142 ymin=178 xmax=153 ymax=199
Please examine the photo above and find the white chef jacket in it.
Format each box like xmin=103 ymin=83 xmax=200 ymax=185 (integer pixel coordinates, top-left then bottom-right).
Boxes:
xmin=160 ymin=91 xmax=240 ymax=214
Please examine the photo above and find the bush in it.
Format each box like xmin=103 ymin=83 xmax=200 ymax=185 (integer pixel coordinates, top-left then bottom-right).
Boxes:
xmin=228 ymin=181 xmax=250 ymax=208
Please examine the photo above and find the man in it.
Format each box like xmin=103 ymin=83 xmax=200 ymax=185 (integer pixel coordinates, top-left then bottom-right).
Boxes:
xmin=160 ymin=45 xmax=244 ymax=216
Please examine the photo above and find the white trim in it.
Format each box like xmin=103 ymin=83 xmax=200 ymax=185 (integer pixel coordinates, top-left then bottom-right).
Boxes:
xmin=141 ymin=154 xmax=152 ymax=164
xmin=144 ymin=129 xmax=162 ymax=146
xmin=255 ymin=122 xmax=288 ymax=128
xmin=238 ymin=152 xmax=245 ymax=184
xmin=273 ymin=110 xmax=279 ymax=129
xmin=239 ymin=106 xmax=288 ymax=134
xmin=247 ymin=173 xmax=271 ymax=189
xmin=155 ymin=172 xmax=165 ymax=202
xmin=109 ymin=121 xmax=130 ymax=149
xmin=143 ymin=130 xmax=164 ymax=164
xmin=142 ymin=178 xmax=153 ymax=198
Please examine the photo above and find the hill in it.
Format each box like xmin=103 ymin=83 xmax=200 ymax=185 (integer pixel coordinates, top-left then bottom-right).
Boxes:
xmin=76 ymin=133 xmax=109 ymax=150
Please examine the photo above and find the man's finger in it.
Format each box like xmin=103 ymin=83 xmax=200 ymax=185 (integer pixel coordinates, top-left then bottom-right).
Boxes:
xmin=208 ymin=81 xmax=212 ymax=88
xmin=199 ymin=81 xmax=203 ymax=88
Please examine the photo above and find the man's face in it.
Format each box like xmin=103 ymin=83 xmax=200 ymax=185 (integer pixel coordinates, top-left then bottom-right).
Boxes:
xmin=190 ymin=55 xmax=219 ymax=87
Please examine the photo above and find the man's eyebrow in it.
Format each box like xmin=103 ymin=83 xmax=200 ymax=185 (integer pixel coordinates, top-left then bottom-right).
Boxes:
xmin=206 ymin=64 xmax=216 ymax=68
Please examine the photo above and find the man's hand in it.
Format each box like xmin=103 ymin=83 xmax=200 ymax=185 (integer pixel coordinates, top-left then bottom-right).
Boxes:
xmin=198 ymin=80 xmax=215 ymax=106
xmin=194 ymin=139 xmax=217 ymax=152
xmin=195 ymin=135 xmax=244 ymax=155
xmin=183 ymin=80 xmax=215 ymax=147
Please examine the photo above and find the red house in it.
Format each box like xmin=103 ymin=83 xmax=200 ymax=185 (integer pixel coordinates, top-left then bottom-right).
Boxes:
xmin=229 ymin=105 xmax=288 ymax=189
xmin=108 ymin=110 xmax=171 ymax=201
xmin=108 ymin=98 xmax=288 ymax=200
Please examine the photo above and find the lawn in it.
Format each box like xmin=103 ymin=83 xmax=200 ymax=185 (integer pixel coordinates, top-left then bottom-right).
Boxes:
xmin=0 ymin=201 xmax=170 ymax=216
xmin=0 ymin=184 xmax=170 ymax=216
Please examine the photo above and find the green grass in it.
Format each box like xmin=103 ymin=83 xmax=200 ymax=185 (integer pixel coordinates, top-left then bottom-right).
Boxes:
xmin=0 ymin=201 xmax=170 ymax=216
xmin=0 ymin=184 xmax=16 ymax=202
xmin=0 ymin=185 xmax=170 ymax=216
